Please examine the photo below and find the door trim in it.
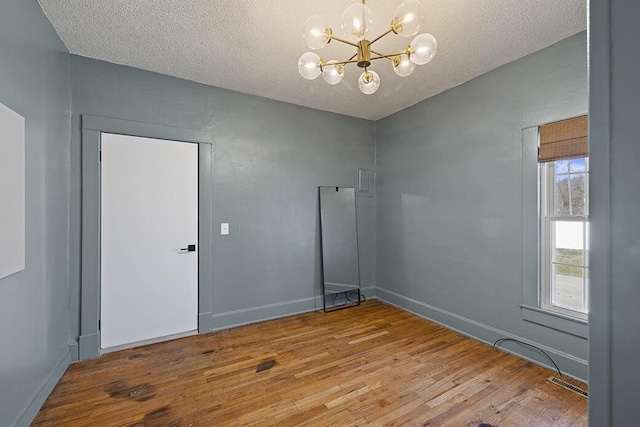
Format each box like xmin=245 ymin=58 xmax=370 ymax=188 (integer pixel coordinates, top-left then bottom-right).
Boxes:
xmin=79 ymin=115 xmax=213 ymax=360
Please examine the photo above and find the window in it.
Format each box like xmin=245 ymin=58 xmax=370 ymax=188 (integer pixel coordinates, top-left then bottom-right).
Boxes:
xmin=540 ymin=158 xmax=589 ymax=319
xmin=538 ymin=115 xmax=589 ymax=320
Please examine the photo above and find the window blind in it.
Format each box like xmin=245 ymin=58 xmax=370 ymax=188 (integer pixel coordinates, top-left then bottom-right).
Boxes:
xmin=538 ymin=115 xmax=588 ymax=162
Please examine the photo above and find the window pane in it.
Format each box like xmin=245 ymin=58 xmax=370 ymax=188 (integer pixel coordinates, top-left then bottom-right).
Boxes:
xmin=551 ymin=264 xmax=586 ymax=312
xmin=542 ymin=158 xmax=590 ymax=318
xmin=585 ymin=272 xmax=590 ymax=312
xmin=555 ymin=160 xmax=570 ymax=174
xmin=554 ymin=176 xmax=570 ymax=215
xmin=552 ymin=221 xmax=585 ymax=264
xmin=554 ymin=248 xmax=584 ymax=266
xmin=569 ymin=173 xmax=586 ymax=215
xmin=585 ymin=223 xmax=590 ymax=267
xmin=568 ymin=158 xmax=586 ymax=172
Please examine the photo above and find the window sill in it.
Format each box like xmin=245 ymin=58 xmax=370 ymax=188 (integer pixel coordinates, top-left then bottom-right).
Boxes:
xmin=520 ymin=304 xmax=588 ymax=339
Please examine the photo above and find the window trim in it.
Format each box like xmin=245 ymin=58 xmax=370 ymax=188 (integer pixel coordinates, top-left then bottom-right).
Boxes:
xmin=520 ymin=125 xmax=589 ymax=335
xmin=539 ymin=157 xmax=589 ymax=321
xmin=520 ymin=304 xmax=588 ymax=339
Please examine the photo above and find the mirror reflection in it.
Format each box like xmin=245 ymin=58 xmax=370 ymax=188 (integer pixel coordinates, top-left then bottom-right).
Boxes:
xmin=319 ymin=186 xmax=361 ymax=311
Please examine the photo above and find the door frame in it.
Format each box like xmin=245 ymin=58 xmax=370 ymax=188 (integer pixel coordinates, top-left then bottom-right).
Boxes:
xmin=79 ymin=115 xmax=213 ymax=360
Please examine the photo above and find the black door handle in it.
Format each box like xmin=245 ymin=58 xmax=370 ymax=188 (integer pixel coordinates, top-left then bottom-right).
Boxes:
xmin=180 ymin=244 xmax=196 ymax=252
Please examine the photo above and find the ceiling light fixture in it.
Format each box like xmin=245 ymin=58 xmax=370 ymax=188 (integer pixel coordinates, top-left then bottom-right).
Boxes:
xmin=298 ymin=0 xmax=437 ymax=95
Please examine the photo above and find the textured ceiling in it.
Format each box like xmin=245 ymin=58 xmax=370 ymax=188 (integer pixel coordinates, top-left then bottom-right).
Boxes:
xmin=38 ymin=0 xmax=586 ymax=120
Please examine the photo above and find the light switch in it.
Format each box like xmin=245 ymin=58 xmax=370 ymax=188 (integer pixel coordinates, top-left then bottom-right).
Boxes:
xmin=358 ymin=168 xmax=370 ymax=192
xmin=221 ymin=223 xmax=229 ymax=235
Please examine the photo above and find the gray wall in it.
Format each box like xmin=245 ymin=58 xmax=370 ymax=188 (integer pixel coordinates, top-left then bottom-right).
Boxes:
xmin=375 ymin=32 xmax=589 ymax=380
xmin=589 ymin=0 xmax=640 ymax=424
xmin=0 ymin=0 xmax=72 ymax=425
xmin=3 ymin=1 xmax=622 ymax=421
xmin=68 ymin=56 xmax=376 ymax=341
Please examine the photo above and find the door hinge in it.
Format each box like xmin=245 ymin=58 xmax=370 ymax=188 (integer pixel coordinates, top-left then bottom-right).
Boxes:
xmin=98 ymin=319 xmax=101 ymax=330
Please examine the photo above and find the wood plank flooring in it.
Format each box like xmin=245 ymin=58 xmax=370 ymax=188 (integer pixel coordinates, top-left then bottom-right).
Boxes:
xmin=33 ymin=300 xmax=588 ymax=426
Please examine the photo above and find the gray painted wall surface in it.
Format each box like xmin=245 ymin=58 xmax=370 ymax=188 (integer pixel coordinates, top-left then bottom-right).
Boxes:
xmin=589 ymin=0 xmax=640 ymax=424
xmin=0 ymin=3 xmax=608 ymax=421
xmin=0 ymin=0 xmax=71 ymax=425
xmin=375 ymin=32 xmax=588 ymax=379
xmin=68 ymin=56 xmax=376 ymax=341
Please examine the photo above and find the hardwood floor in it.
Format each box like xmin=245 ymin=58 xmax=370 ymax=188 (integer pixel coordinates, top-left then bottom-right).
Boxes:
xmin=33 ymin=300 xmax=588 ymax=426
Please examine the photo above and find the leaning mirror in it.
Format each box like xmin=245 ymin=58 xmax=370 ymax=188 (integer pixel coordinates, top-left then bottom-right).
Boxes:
xmin=319 ymin=186 xmax=361 ymax=312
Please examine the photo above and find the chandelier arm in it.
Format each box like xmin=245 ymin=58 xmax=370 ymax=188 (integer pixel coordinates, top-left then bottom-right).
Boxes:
xmin=370 ymin=50 xmax=406 ymax=63
xmin=327 ymin=59 xmax=360 ymax=67
xmin=370 ymin=49 xmax=396 ymax=58
xmin=369 ymin=56 xmax=396 ymax=63
xmin=368 ymin=28 xmax=394 ymax=46
xmin=329 ymin=35 xmax=360 ymax=48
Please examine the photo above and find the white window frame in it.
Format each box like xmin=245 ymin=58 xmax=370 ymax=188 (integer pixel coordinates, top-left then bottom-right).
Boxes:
xmin=540 ymin=159 xmax=589 ymax=321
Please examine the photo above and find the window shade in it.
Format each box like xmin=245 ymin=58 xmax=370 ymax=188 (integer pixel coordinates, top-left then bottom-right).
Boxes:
xmin=538 ymin=115 xmax=588 ymax=162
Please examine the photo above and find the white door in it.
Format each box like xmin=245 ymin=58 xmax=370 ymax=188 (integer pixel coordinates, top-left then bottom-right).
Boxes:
xmin=100 ymin=133 xmax=198 ymax=351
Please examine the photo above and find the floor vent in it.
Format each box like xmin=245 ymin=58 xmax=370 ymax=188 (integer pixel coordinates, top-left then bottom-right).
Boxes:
xmin=548 ymin=376 xmax=588 ymax=398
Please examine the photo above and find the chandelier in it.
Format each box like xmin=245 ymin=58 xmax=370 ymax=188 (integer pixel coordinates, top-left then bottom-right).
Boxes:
xmin=297 ymin=0 xmax=437 ymax=95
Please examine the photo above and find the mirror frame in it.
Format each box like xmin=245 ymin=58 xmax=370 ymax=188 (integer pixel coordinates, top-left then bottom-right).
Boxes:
xmin=318 ymin=186 xmax=362 ymax=312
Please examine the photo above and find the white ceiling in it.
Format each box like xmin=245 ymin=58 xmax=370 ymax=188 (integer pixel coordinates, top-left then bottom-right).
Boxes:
xmin=38 ymin=0 xmax=586 ymax=121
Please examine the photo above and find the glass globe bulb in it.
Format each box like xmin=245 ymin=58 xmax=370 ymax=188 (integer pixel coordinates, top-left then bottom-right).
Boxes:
xmin=393 ymin=54 xmax=415 ymax=77
xmin=409 ymin=33 xmax=437 ymax=65
xmin=342 ymin=3 xmax=374 ymax=42
xmin=391 ymin=0 xmax=425 ymax=37
xmin=303 ymin=15 xmax=331 ymax=50
xmin=358 ymin=70 xmax=380 ymax=95
xmin=322 ymin=60 xmax=345 ymax=85
xmin=298 ymin=52 xmax=322 ymax=80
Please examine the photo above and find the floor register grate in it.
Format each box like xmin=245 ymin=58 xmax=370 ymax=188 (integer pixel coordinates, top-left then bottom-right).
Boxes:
xmin=548 ymin=376 xmax=588 ymax=398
